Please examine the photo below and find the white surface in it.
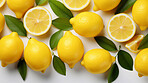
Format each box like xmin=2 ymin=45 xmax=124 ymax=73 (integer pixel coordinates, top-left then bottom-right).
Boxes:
xmin=0 ymin=0 xmax=148 ymax=83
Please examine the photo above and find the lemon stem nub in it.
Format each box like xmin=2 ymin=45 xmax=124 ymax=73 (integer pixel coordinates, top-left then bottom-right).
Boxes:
xmin=140 ymin=26 xmax=147 ymax=31
xmin=68 ymin=64 xmax=75 ymax=69
xmin=138 ymin=73 xmax=143 ymax=77
xmin=93 ymin=5 xmax=99 ymax=11
xmin=41 ymin=70 xmax=46 ymax=73
xmin=111 ymin=56 xmax=116 ymax=63
xmin=15 ymin=12 xmax=23 ymax=19
xmin=1 ymin=62 xmax=8 ymax=67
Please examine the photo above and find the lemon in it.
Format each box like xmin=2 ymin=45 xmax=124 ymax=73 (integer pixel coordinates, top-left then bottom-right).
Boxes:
xmin=24 ymin=38 xmax=52 ymax=73
xmin=7 ymin=0 xmax=35 ymax=18
xmin=63 ymin=0 xmax=90 ymax=11
xmin=24 ymin=6 xmax=52 ymax=36
xmin=57 ymin=31 xmax=84 ymax=68
xmin=0 ymin=32 xmax=24 ymax=67
xmin=107 ymin=13 xmax=136 ymax=42
xmin=81 ymin=49 xmax=115 ymax=74
xmin=132 ymin=0 xmax=148 ymax=31
xmin=135 ymin=48 xmax=148 ymax=77
xmin=0 ymin=13 xmax=5 ymax=33
xmin=93 ymin=0 xmax=121 ymax=11
xmin=0 ymin=0 xmax=5 ymax=8
xmin=70 ymin=12 xmax=104 ymax=37
xmin=125 ymin=35 xmax=144 ymax=53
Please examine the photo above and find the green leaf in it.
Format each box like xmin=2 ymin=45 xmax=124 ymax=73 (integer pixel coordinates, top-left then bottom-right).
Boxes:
xmin=36 ymin=0 xmax=47 ymax=5
xmin=48 ymin=0 xmax=73 ymax=19
xmin=4 ymin=15 xmax=27 ymax=36
xmin=53 ymin=55 xmax=66 ymax=76
xmin=95 ymin=36 xmax=117 ymax=51
xmin=115 ymin=0 xmax=136 ymax=14
xmin=118 ymin=50 xmax=133 ymax=71
xmin=108 ymin=63 xmax=119 ymax=83
xmin=52 ymin=18 xmax=73 ymax=31
xmin=50 ymin=30 xmax=63 ymax=50
xmin=138 ymin=34 xmax=148 ymax=50
xmin=17 ymin=59 xmax=27 ymax=81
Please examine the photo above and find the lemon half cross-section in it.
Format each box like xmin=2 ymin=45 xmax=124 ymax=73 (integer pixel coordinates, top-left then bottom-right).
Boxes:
xmin=0 ymin=0 xmax=5 ymax=8
xmin=63 ymin=0 xmax=90 ymax=11
xmin=24 ymin=6 xmax=52 ymax=36
xmin=107 ymin=13 xmax=136 ymax=42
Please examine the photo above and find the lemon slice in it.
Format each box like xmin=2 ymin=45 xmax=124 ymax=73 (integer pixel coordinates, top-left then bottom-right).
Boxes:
xmin=125 ymin=35 xmax=144 ymax=53
xmin=24 ymin=6 xmax=52 ymax=36
xmin=63 ymin=0 xmax=90 ymax=11
xmin=0 ymin=0 xmax=5 ymax=8
xmin=107 ymin=13 xmax=136 ymax=42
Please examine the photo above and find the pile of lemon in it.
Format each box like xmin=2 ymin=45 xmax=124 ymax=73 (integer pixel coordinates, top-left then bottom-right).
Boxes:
xmin=0 ymin=0 xmax=148 ymax=79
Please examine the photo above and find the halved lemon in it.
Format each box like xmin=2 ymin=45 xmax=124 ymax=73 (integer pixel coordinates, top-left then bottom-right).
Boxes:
xmin=107 ymin=13 xmax=136 ymax=42
xmin=0 ymin=0 xmax=5 ymax=8
xmin=63 ymin=0 xmax=90 ymax=11
xmin=23 ymin=6 xmax=52 ymax=36
xmin=125 ymin=35 xmax=144 ymax=53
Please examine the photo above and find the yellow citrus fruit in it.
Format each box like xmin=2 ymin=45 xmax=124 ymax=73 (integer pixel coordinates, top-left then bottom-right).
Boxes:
xmin=0 ymin=32 xmax=24 ymax=67
xmin=63 ymin=0 xmax=90 ymax=11
xmin=93 ymin=0 xmax=121 ymax=11
xmin=135 ymin=48 xmax=148 ymax=77
xmin=81 ymin=49 xmax=115 ymax=74
xmin=107 ymin=13 xmax=136 ymax=42
xmin=0 ymin=13 xmax=5 ymax=33
xmin=125 ymin=35 xmax=144 ymax=53
xmin=24 ymin=38 xmax=52 ymax=73
xmin=70 ymin=12 xmax=104 ymax=37
xmin=57 ymin=31 xmax=84 ymax=68
xmin=132 ymin=0 xmax=148 ymax=31
xmin=7 ymin=0 xmax=35 ymax=18
xmin=0 ymin=0 xmax=5 ymax=8
xmin=24 ymin=6 xmax=52 ymax=36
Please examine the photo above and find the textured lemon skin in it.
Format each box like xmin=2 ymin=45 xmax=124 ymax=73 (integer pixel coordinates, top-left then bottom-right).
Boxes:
xmin=132 ymin=0 xmax=148 ymax=31
xmin=70 ymin=12 xmax=104 ymax=37
xmin=135 ymin=48 xmax=148 ymax=77
xmin=93 ymin=0 xmax=121 ymax=11
xmin=7 ymin=0 xmax=35 ymax=18
xmin=57 ymin=31 xmax=84 ymax=68
xmin=81 ymin=49 xmax=115 ymax=74
xmin=0 ymin=32 xmax=24 ymax=67
xmin=24 ymin=38 xmax=52 ymax=73
xmin=0 ymin=13 xmax=5 ymax=33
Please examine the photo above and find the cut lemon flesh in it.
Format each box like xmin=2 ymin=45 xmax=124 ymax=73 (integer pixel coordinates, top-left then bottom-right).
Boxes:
xmin=24 ymin=6 xmax=52 ymax=36
xmin=125 ymin=35 xmax=144 ymax=53
xmin=63 ymin=0 xmax=90 ymax=11
xmin=0 ymin=0 xmax=5 ymax=8
xmin=107 ymin=13 xmax=136 ymax=42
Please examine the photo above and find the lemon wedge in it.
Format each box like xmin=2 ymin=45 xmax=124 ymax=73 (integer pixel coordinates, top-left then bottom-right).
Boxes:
xmin=125 ymin=35 xmax=144 ymax=53
xmin=63 ymin=0 xmax=90 ymax=11
xmin=23 ymin=6 xmax=52 ymax=36
xmin=107 ymin=13 xmax=136 ymax=42
xmin=0 ymin=0 xmax=5 ymax=8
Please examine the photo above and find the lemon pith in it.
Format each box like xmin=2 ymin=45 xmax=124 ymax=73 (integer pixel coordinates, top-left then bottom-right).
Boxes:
xmin=107 ymin=13 xmax=136 ymax=42
xmin=0 ymin=0 xmax=6 ymax=8
xmin=63 ymin=0 xmax=90 ymax=11
xmin=23 ymin=6 xmax=52 ymax=36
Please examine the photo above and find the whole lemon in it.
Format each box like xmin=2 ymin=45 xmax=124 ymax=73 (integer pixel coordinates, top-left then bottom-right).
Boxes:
xmin=24 ymin=38 xmax=52 ymax=73
xmin=0 ymin=32 xmax=24 ymax=67
xmin=7 ymin=0 xmax=35 ymax=18
xmin=0 ymin=13 xmax=5 ymax=33
xmin=81 ymin=49 xmax=115 ymax=74
xmin=93 ymin=0 xmax=121 ymax=11
xmin=70 ymin=12 xmax=104 ymax=37
xmin=132 ymin=0 xmax=148 ymax=31
xmin=135 ymin=48 xmax=148 ymax=77
xmin=57 ymin=31 xmax=84 ymax=68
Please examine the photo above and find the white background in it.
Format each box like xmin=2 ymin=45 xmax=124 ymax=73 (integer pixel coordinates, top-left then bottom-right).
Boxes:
xmin=0 ymin=0 xmax=148 ymax=83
